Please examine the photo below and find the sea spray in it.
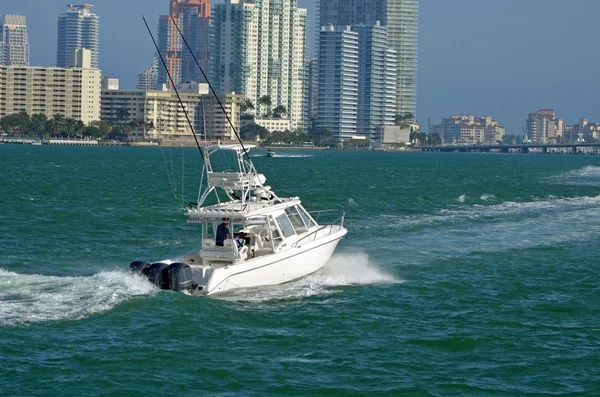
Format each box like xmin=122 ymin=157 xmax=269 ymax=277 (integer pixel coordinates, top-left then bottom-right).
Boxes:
xmin=0 ymin=269 xmax=156 ymax=326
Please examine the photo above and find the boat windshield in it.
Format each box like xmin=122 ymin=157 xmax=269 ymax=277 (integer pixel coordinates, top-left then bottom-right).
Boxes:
xmin=275 ymin=213 xmax=296 ymax=238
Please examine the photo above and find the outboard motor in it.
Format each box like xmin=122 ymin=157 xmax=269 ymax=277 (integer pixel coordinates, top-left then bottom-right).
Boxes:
xmin=147 ymin=262 xmax=170 ymax=290
xmin=168 ymin=262 xmax=194 ymax=291
xmin=130 ymin=261 xmax=151 ymax=277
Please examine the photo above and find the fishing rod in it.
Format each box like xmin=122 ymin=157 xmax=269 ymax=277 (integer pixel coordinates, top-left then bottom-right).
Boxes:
xmin=141 ymin=14 xmax=205 ymax=161
xmin=170 ymin=15 xmax=251 ymax=161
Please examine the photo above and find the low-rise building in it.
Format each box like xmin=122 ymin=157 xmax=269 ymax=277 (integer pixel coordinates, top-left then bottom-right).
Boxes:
xmin=0 ymin=48 xmax=100 ymax=124
xmin=431 ymin=115 xmax=505 ymax=145
xmin=100 ymin=88 xmax=243 ymax=140
xmin=240 ymin=117 xmax=292 ymax=133
xmin=372 ymin=124 xmax=416 ymax=150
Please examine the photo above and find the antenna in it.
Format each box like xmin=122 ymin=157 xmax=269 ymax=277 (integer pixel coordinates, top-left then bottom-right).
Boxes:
xmin=141 ymin=14 xmax=204 ymax=161
xmin=170 ymin=15 xmax=251 ymax=161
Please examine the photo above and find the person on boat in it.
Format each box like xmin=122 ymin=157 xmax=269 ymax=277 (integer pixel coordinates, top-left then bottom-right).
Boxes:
xmin=216 ymin=218 xmax=231 ymax=247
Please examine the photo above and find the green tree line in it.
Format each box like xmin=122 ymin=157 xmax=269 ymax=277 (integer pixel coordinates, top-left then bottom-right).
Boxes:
xmin=0 ymin=111 xmax=153 ymax=141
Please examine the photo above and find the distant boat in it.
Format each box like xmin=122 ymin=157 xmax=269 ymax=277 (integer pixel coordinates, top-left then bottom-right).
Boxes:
xmin=266 ymin=149 xmax=275 ymax=157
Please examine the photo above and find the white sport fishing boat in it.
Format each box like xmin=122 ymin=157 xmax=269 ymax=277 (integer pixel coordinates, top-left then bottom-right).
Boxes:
xmin=130 ymin=143 xmax=347 ymax=296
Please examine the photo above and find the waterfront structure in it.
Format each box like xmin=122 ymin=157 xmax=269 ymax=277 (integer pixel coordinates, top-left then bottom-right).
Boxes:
xmin=0 ymin=15 xmax=29 ymax=66
xmin=354 ymin=22 xmax=397 ymax=141
xmin=157 ymin=0 xmax=210 ymax=88
xmin=319 ymin=0 xmax=419 ymax=118
xmin=100 ymin=88 xmax=242 ymax=140
xmin=137 ymin=57 xmax=159 ymax=90
xmin=373 ymin=124 xmax=416 ymax=150
xmin=316 ymin=25 xmax=359 ymax=140
xmin=57 ymin=4 xmax=99 ymax=69
xmin=210 ymin=0 xmax=307 ymax=129
xmin=526 ymin=109 xmax=564 ymax=144
xmin=0 ymin=49 xmax=101 ymax=124
xmin=431 ymin=115 xmax=505 ymax=145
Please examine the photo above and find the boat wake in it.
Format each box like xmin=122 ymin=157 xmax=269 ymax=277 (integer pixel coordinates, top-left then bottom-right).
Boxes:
xmin=378 ymin=194 xmax=600 ymax=263
xmin=221 ymin=252 xmax=400 ymax=302
xmin=548 ymin=165 xmax=600 ymax=186
xmin=0 ymin=268 xmax=156 ymax=327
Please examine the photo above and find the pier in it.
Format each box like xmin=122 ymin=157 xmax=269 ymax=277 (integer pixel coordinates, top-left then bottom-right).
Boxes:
xmin=419 ymin=143 xmax=600 ymax=154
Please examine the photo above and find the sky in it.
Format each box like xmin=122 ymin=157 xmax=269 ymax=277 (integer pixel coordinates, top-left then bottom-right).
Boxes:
xmin=3 ymin=0 xmax=600 ymax=135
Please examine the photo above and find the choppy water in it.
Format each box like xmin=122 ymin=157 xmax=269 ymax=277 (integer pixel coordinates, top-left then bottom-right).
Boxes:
xmin=1 ymin=145 xmax=599 ymax=396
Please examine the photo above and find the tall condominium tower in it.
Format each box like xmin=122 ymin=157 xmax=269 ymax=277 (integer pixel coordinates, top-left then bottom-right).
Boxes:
xmin=319 ymin=0 xmax=419 ymax=118
xmin=0 ymin=15 xmax=29 ymax=66
xmin=316 ymin=25 xmax=359 ymax=141
xmin=354 ymin=22 xmax=397 ymax=140
xmin=57 ymin=4 xmax=99 ymax=68
xmin=157 ymin=0 xmax=210 ymax=88
xmin=210 ymin=0 xmax=307 ymax=129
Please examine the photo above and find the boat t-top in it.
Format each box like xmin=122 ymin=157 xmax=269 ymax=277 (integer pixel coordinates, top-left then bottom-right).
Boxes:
xmin=130 ymin=143 xmax=347 ymax=296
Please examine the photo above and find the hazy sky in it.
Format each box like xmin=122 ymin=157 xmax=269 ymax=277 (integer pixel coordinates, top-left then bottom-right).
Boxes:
xmin=3 ymin=0 xmax=599 ymax=135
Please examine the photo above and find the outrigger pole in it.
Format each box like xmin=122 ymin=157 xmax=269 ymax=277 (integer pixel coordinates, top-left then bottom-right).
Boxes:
xmin=141 ymin=14 xmax=205 ymax=161
xmin=170 ymin=16 xmax=251 ymax=162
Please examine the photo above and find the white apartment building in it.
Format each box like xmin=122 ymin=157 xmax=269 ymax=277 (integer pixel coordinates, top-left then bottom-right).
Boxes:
xmin=0 ymin=15 xmax=29 ymax=66
xmin=0 ymin=49 xmax=100 ymax=124
xmin=526 ymin=109 xmax=563 ymax=144
xmin=210 ymin=0 xmax=307 ymax=129
xmin=100 ymin=89 xmax=242 ymax=140
xmin=317 ymin=25 xmax=359 ymax=141
xmin=431 ymin=115 xmax=505 ymax=145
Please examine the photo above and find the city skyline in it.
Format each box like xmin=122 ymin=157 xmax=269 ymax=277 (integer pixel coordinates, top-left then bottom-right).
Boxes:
xmin=2 ymin=0 xmax=599 ymax=136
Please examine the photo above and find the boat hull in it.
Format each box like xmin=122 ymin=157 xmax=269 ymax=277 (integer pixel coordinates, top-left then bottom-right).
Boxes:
xmin=200 ymin=229 xmax=346 ymax=295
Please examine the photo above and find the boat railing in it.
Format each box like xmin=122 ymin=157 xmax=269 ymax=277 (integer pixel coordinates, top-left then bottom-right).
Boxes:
xmin=292 ymin=213 xmax=345 ymax=248
xmin=307 ymin=209 xmax=340 ymax=224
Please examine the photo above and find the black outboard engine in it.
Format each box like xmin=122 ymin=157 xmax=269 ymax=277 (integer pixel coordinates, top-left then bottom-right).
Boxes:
xmin=168 ymin=262 xmax=194 ymax=291
xmin=130 ymin=261 xmax=151 ymax=277
xmin=147 ymin=262 xmax=170 ymax=290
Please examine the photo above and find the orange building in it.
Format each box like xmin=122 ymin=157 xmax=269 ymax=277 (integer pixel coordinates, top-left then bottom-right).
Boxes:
xmin=158 ymin=0 xmax=210 ymax=88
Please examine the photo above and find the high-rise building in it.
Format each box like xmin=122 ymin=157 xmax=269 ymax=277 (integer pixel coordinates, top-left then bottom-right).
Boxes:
xmin=157 ymin=0 xmax=210 ymax=88
xmin=210 ymin=0 xmax=307 ymax=129
xmin=57 ymin=4 xmax=99 ymax=69
xmin=0 ymin=15 xmax=29 ymax=66
xmin=354 ymin=22 xmax=397 ymax=141
xmin=316 ymin=25 xmax=359 ymax=141
xmin=137 ymin=57 xmax=159 ymax=90
xmin=319 ymin=0 xmax=419 ymax=118
xmin=526 ymin=109 xmax=563 ymax=144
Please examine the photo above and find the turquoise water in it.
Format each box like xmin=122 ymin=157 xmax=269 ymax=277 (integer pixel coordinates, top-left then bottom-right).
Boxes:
xmin=1 ymin=145 xmax=599 ymax=396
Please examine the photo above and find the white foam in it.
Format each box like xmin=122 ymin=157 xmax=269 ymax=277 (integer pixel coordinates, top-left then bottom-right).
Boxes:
xmin=457 ymin=194 xmax=467 ymax=203
xmin=549 ymin=165 xmax=600 ymax=186
xmin=0 ymin=269 xmax=157 ymax=327
xmin=221 ymin=252 xmax=400 ymax=303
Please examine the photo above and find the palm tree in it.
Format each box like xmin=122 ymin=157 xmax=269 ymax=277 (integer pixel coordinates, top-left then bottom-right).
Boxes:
xmin=241 ymin=98 xmax=255 ymax=113
xmin=258 ymin=95 xmax=272 ymax=117
xmin=272 ymin=105 xmax=287 ymax=119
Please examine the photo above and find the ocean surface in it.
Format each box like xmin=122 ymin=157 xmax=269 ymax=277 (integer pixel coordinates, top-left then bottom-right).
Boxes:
xmin=1 ymin=145 xmax=599 ymax=396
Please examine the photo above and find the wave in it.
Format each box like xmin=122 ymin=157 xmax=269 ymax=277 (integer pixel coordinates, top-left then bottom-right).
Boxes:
xmin=0 ymin=269 xmax=156 ymax=327
xmin=549 ymin=165 xmax=600 ymax=186
xmin=374 ymin=194 xmax=600 ymax=262
xmin=221 ymin=252 xmax=400 ymax=302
